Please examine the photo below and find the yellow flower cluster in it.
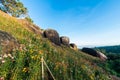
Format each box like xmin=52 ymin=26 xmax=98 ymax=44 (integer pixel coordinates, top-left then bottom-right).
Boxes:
xmin=81 ymin=65 xmax=86 ymax=69
xmin=30 ymin=50 xmax=43 ymax=60
xmin=39 ymin=50 xmax=43 ymax=55
xmin=31 ymin=55 xmax=40 ymax=60
xmin=22 ymin=67 xmax=28 ymax=73
xmin=89 ymin=74 xmax=94 ymax=80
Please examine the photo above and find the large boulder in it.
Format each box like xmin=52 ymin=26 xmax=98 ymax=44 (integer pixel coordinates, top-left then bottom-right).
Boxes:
xmin=81 ymin=47 xmax=107 ymax=60
xmin=0 ymin=30 xmax=19 ymax=54
xmin=60 ymin=36 xmax=69 ymax=46
xmin=43 ymin=29 xmax=60 ymax=45
xmin=82 ymin=48 xmax=98 ymax=57
xmin=70 ymin=43 xmax=78 ymax=50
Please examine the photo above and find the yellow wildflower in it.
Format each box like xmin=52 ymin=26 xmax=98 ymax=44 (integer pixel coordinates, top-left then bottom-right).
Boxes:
xmin=90 ymin=74 xmax=94 ymax=80
xmin=31 ymin=56 xmax=34 ymax=59
xmin=22 ymin=67 xmax=28 ymax=72
xmin=39 ymin=50 xmax=43 ymax=54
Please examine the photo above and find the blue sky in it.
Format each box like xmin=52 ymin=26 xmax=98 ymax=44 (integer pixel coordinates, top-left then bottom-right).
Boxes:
xmin=21 ymin=0 xmax=120 ymax=47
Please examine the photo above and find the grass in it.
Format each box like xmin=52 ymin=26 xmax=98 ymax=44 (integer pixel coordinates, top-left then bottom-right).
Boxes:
xmin=0 ymin=10 xmax=111 ymax=80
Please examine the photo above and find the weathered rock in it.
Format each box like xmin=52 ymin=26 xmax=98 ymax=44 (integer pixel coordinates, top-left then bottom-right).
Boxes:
xmin=82 ymin=48 xmax=98 ymax=57
xmin=43 ymin=29 xmax=60 ymax=45
xmin=97 ymin=51 xmax=107 ymax=60
xmin=70 ymin=43 xmax=78 ymax=50
xmin=0 ymin=30 xmax=19 ymax=54
xmin=81 ymin=47 xmax=107 ymax=60
xmin=60 ymin=36 xmax=69 ymax=46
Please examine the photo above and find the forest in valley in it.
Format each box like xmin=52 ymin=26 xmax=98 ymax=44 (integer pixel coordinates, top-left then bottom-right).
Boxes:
xmin=95 ymin=45 xmax=120 ymax=77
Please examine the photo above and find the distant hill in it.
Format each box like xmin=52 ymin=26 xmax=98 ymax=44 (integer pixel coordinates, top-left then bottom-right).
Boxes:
xmin=0 ymin=10 xmax=119 ymax=80
xmin=96 ymin=45 xmax=120 ymax=54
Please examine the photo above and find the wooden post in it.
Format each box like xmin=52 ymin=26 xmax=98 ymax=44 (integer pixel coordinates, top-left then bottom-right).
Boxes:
xmin=41 ymin=56 xmax=44 ymax=80
xmin=41 ymin=55 xmax=56 ymax=80
xmin=43 ymin=58 xmax=56 ymax=80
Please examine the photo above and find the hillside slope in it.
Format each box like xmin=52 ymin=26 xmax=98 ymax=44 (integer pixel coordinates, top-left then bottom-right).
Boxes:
xmin=0 ymin=10 xmax=111 ymax=80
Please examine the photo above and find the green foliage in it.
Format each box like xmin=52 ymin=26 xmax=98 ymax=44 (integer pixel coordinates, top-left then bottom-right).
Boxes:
xmin=97 ymin=45 xmax=120 ymax=54
xmin=106 ymin=54 xmax=120 ymax=77
xmin=0 ymin=0 xmax=28 ymax=17
xmin=25 ymin=17 xmax=33 ymax=23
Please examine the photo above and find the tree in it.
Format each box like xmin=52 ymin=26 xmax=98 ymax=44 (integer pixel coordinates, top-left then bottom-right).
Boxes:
xmin=0 ymin=0 xmax=28 ymax=17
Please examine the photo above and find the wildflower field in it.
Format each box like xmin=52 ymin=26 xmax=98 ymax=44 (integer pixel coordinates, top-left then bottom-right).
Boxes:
xmin=0 ymin=10 xmax=111 ymax=80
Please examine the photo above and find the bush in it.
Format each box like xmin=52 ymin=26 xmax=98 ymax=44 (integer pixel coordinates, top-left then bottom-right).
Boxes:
xmin=25 ymin=17 xmax=33 ymax=23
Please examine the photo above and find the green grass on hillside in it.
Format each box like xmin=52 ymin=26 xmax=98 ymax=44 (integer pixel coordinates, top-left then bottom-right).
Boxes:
xmin=0 ymin=10 xmax=111 ymax=80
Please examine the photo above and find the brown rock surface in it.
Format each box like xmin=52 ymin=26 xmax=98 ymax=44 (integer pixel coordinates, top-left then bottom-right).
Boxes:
xmin=0 ymin=30 xmax=19 ymax=54
xmin=70 ymin=43 xmax=78 ymax=50
xmin=43 ymin=29 xmax=60 ymax=45
xmin=60 ymin=36 xmax=69 ymax=46
xmin=82 ymin=47 xmax=107 ymax=60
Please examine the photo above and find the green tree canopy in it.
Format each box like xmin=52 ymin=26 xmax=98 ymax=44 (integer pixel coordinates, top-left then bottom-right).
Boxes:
xmin=0 ymin=0 xmax=28 ymax=17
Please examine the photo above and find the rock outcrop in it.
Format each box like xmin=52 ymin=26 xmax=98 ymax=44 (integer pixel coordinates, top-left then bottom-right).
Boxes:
xmin=81 ymin=47 xmax=107 ymax=60
xmin=60 ymin=36 xmax=69 ymax=46
xmin=19 ymin=19 xmax=42 ymax=35
xmin=0 ymin=30 xmax=19 ymax=54
xmin=70 ymin=43 xmax=78 ymax=50
xmin=43 ymin=29 xmax=60 ymax=45
xmin=82 ymin=48 xmax=98 ymax=57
